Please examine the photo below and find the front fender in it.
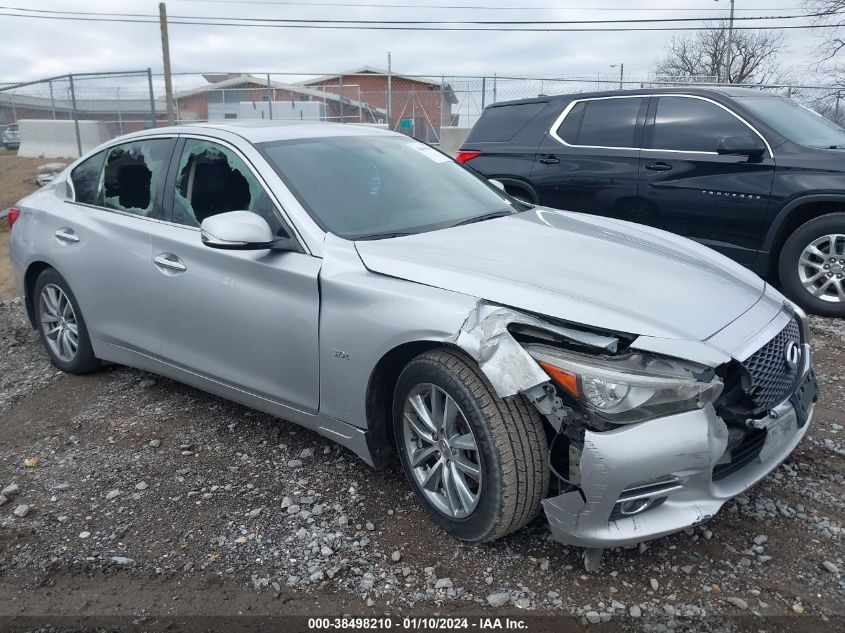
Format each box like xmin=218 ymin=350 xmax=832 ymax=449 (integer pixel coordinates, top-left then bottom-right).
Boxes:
xmin=762 ymin=192 xmax=845 ymax=253
xmin=318 ymin=234 xmax=480 ymax=429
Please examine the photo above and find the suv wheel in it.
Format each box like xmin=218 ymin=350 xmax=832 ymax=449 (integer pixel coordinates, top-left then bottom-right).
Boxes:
xmin=33 ymin=268 xmax=101 ymax=373
xmin=393 ymin=349 xmax=549 ymax=542
xmin=779 ymin=214 xmax=845 ymax=317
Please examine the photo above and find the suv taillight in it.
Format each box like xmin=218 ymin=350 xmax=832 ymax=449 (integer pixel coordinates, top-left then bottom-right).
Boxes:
xmin=456 ymin=150 xmax=481 ymax=164
xmin=7 ymin=207 xmax=20 ymax=229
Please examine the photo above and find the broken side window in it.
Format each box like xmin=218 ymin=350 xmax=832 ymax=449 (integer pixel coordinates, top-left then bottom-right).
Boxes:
xmin=172 ymin=139 xmax=282 ymax=233
xmin=98 ymin=139 xmax=174 ymax=217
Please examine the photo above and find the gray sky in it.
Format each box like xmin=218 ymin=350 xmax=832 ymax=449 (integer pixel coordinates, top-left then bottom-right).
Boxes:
xmin=0 ymin=0 xmax=835 ymax=83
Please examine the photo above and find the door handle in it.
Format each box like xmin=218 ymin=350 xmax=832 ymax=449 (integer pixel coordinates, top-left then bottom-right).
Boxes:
xmin=154 ymin=253 xmax=187 ymax=273
xmin=645 ymin=162 xmax=672 ymax=172
xmin=539 ymin=155 xmax=560 ymax=164
xmin=54 ymin=228 xmax=80 ymax=243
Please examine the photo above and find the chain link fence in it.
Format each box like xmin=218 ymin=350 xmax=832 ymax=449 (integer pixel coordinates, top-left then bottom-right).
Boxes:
xmin=2 ymin=69 xmax=845 ymax=159
xmin=0 ymin=70 xmax=160 ymax=159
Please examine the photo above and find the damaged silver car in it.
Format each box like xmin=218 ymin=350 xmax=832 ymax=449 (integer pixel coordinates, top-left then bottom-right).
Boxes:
xmin=8 ymin=122 xmax=818 ymax=564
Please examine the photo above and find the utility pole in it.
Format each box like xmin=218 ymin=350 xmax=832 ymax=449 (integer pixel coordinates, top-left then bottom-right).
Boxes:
xmin=159 ymin=2 xmax=175 ymax=125
xmin=717 ymin=0 xmax=736 ymax=83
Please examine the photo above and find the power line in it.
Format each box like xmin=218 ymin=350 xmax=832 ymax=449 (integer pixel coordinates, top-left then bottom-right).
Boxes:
xmin=172 ymin=0 xmax=804 ymax=11
xmin=0 ymin=9 xmax=833 ymax=32
xmin=0 ymin=5 xmax=826 ymax=25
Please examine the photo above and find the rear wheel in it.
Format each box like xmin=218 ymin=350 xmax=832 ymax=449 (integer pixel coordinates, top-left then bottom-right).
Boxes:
xmin=33 ymin=268 xmax=100 ymax=373
xmin=393 ymin=349 xmax=549 ymax=542
xmin=779 ymin=213 xmax=845 ymax=317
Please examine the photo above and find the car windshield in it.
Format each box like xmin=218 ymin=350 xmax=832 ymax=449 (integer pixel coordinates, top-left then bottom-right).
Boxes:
xmin=258 ymin=135 xmax=516 ymax=239
xmin=735 ymin=95 xmax=845 ymax=148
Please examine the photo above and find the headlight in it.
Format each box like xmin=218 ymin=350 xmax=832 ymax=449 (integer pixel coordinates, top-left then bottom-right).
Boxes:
xmin=526 ymin=344 xmax=723 ymax=424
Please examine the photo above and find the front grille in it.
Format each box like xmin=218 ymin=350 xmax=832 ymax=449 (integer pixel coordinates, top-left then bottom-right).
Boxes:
xmin=712 ymin=428 xmax=767 ymax=481
xmin=742 ymin=317 xmax=801 ymax=411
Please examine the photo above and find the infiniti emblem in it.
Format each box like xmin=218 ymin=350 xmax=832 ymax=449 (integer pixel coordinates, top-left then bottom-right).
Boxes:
xmin=784 ymin=340 xmax=801 ymax=371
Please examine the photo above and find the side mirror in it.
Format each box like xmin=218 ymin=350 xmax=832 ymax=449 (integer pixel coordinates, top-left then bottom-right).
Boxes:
xmin=716 ymin=134 xmax=766 ymax=158
xmin=489 ymin=178 xmax=506 ymax=192
xmin=201 ymin=211 xmax=296 ymax=251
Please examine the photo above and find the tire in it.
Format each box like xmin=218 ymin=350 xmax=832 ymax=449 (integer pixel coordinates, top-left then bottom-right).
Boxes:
xmin=33 ymin=268 xmax=101 ymax=373
xmin=393 ymin=348 xmax=549 ymax=542
xmin=779 ymin=213 xmax=845 ymax=317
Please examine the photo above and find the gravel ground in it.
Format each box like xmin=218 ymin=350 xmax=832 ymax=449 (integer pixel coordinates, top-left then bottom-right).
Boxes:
xmin=0 ymin=297 xmax=843 ymax=632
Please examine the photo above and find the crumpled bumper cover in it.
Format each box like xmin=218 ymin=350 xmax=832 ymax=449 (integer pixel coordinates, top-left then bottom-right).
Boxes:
xmin=542 ymin=397 xmax=813 ymax=548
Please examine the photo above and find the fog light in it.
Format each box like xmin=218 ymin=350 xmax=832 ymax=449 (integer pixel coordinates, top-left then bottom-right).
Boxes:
xmin=619 ymin=498 xmax=651 ymax=516
xmin=610 ymin=475 xmax=683 ymax=522
xmin=610 ymin=496 xmax=668 ymax=521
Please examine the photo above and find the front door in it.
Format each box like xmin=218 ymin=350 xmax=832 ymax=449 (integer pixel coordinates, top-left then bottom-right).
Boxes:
xmin=638 ymin=95 xmax=775 ymax=265
xmin=149 ymin=136 xmax=321 ymax=412
xmin=531 ymin=95 xmax=647 ymax=216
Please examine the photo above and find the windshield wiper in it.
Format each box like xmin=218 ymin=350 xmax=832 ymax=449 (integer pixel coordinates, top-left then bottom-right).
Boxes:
xmin=355 ymin=231 xmax=415 ymax=241
xmin=449 ymin=209 xmax=515 ymax=228
xmin=827 ymin=145 xmax=845 ymax=149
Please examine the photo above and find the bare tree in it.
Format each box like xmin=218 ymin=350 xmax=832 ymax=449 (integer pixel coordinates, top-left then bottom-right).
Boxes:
xmin=807 ymin=1 xmax=845 ymax=62
xmin=809 ymin=93 xmax=845 ymax=125
xmin=652 ymin=20 xmax=785 ymax=84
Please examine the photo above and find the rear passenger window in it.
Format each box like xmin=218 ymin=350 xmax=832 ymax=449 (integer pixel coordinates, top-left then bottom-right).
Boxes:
xmin=70 ymin=150 xmax=106 ymax=205
xmin=576 ymin=98 xmax=644 ymax=148
xmin=653 ymin=96 xmax=752 ymax=152
xmin=100 ymin=139 xmax=174 ymax=217
xmin=556 ymin=101 xmax=585 ymax=144
xmin=465 ymin=102 xmax=547 ymax=143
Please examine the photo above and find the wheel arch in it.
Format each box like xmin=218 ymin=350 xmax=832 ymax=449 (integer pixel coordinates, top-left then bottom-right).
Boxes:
xmin=494 ymin=177 xmax=539 ymax=204
xmin=364 ymin=339 xmax=467 ymax=469
xmin=763 ymin=195 xmax=845 ymax=276
xmin=22 ymin=260 xmax=54 ymax=328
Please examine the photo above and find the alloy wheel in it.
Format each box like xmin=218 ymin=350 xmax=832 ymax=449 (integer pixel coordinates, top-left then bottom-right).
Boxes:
xmin=797 ymin=233 xmax=845 ymax=303
xmin=39 ymin=284 xmax=79 ymax=362
xmin=402 ymin=383 xmax=482 ymax=519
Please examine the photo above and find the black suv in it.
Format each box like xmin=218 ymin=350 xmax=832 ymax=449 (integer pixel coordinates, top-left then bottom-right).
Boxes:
xmin=459 ymin=87 xmax=845 ymax=317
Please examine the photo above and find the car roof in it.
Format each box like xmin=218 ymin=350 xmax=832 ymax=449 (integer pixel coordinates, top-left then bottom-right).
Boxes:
xmin=122 ymin=120 xmax=398 ymax=144
xmin=489 ymin=85 xmax=776 ymax=108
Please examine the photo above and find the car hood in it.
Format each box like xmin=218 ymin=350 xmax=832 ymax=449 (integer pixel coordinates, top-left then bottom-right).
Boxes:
xmin=354 ymin=208 xmax=766 ymax=340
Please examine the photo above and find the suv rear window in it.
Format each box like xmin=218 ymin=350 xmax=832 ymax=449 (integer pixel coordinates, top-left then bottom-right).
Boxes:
xmin=574 ymin=98 xmax=644 ymax=148
xmin=466 ymin=102 xmax=547 ymax=142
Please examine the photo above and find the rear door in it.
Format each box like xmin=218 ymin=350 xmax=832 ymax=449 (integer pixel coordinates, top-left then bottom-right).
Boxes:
xmin=58 ymin=136 xmax=176 ymax=355
xmin=530 ymin=95 xmax=647 ymax=215
xmin=638 ymin=95 xmax=775 ymax=264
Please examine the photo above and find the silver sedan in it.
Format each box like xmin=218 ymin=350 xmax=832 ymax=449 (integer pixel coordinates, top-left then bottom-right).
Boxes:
xmin=8 ymin=122 xmax=818 ymax=563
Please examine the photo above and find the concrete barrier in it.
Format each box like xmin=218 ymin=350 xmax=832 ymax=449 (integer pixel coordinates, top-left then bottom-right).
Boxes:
xmin=439 ymin=126 xmax=472 ymax=157
xmin=17 ymin=120 xmax=111 ymax=159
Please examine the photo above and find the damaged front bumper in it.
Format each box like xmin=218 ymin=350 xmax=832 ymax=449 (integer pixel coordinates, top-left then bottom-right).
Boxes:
xmin=542 ymin=366 xmax=816 ymax=548
xmin=453 ymin=299 xmax=816 ymax=549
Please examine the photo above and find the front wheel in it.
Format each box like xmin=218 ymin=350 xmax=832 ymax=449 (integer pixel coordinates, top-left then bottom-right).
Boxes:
xmin=393 ymin=349 xmax=549 ymax=542
xmin=779 ymin=213 xmax=845 ymax=317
